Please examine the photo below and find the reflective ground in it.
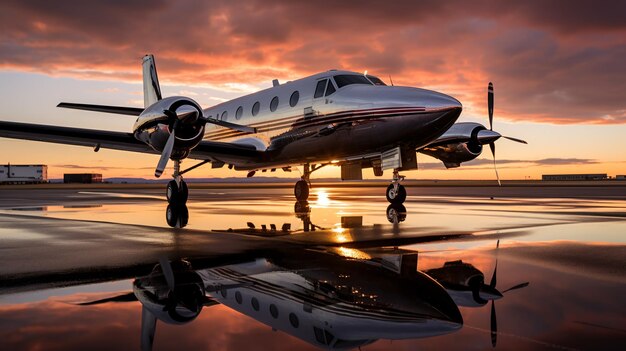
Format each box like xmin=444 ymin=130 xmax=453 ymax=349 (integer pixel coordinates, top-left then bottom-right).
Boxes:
xmin=0 ymin=185 xmax=625 ymax=350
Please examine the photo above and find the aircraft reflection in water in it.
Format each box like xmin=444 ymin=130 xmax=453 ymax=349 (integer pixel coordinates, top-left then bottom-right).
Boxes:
xmin=84 ymin=250 xmax=462 ymax=351
xmin=80 ymin=243 xmax=528 ymax=350
xmin=151 ymin=201 xmax=529 ymax=349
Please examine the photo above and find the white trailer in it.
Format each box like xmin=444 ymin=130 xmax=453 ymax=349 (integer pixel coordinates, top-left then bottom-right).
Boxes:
xmin=0 ymin=164 xmax=48 ymax=184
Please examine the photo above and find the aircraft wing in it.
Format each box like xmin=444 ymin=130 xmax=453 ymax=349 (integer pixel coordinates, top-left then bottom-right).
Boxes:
xmin=0 ymin=121 xmax=263 ymax=162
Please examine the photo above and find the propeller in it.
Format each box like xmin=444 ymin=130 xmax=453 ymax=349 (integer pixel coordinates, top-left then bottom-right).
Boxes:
xmin=485 ymin=82 xmax=528 ymax=186
xmin=159 ymin=257 xmax=176 ymax=291
xmin=482 ymin=240 xmax=529 ymax=348
xmin=153 ymin=104 xmax=256 ymax=178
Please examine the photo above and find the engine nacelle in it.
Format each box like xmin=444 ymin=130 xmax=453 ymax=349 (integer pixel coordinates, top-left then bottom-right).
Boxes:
xmin=133 ymin=96 xmax=206 ymax=158
xmin=419 ymin=122 xmax=486 ymax=168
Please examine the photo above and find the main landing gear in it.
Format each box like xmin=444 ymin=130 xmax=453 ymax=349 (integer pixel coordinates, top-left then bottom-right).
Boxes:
xmin=294 ymin=163 xmax=326 ymax=201
xmin=386 ymin=169 xmax=406 ymax=204
xmin=166 ymin=160 xmax=189 ymax=205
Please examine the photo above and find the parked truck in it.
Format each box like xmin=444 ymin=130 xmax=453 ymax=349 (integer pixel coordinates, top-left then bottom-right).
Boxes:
xmin=0 ymin=164 xmax=48 ymax=184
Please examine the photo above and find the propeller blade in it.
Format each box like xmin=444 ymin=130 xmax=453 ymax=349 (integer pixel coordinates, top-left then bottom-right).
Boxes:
xmin=503 ymin=136 xmax=528 ymax=144
xmin=502 ymin=282 xmax=530 ymax=293
xmin=203 ymin=116 xmax=257 ymax=134
xmin=490 ymin=240 xmax=499 ymax=288
xmin=76 ymin=292 xmax=137 ymax=305
xmin=154 ymin=123 xmax=176 ymax=178
xmin=488 ymin=82 xmax=494 ymax=131
xmin=489 ymin=142 xmax=501 ymax=186
xmin=141 ymin=306 xmax=157 ymax=351
xmin=159 ymin=258 xmax=176 ymax=291
xmin=490 ymin=300 xmax=497 ymax=347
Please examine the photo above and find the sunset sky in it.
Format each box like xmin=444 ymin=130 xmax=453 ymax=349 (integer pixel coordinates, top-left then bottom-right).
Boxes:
xmin=1 ymin=0 xmax=625 ymax=180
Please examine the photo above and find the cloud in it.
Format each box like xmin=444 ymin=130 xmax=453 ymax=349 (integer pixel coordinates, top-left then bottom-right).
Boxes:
xmin=0 ymin=0 xmax=625 ymax=124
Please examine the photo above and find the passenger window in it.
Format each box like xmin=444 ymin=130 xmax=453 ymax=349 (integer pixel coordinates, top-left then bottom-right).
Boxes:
xmin=235 ymin=106 xmax=243 ymax=120
xmin=314 ymin=80 xmax=327 ymax=98
xmin=270 ymin=96 xmax=279 ymax=112
xmin=289 ymin=313 xmax=299 ymax=328
xmin=252 ymin=101 xmax=260 ymax=116
xmin=325 ymin=81 xmax=336 ymax=96
xmin=221 ymin=111 xmax=228 ymax=121
xmin=289 ymin=91 xmax=300 ymax=107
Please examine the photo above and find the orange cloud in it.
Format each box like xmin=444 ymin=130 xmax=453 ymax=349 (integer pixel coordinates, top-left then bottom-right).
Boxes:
xmin=0 ymin=0 xmax=625 ymax=124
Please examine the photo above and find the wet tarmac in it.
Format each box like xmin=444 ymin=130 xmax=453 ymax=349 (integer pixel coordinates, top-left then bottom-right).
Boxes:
xmin=0 ymin=185 xmax=625 ymax=350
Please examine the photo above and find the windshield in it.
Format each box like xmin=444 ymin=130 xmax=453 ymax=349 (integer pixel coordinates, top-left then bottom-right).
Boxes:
xmin=333 ymin=74 xmax=373 ymax=88
xmin=367 ymin=75 xmax=387 ymax=86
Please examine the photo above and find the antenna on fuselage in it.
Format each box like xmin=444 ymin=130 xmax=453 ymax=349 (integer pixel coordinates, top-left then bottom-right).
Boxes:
xmin=389 ymin=75 xmax=394 ymax=86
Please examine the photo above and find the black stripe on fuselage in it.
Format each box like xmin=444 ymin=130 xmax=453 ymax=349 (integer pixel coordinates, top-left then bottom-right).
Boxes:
xmin=210 ymin=267 xmax=431 ymax=322
xmin=205 ymin=107 xmax=428 ymax=141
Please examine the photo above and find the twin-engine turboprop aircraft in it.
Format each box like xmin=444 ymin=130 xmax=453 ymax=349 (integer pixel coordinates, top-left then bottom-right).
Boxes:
xmin=0 ymin=55 xmax=525 ymax=204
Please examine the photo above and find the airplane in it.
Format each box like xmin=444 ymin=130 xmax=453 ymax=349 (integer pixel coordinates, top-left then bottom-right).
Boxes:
xmin=0 ymin=54 xmax=526 ymax=205
xmin=78 ymin=249 xmax=463 ymax=351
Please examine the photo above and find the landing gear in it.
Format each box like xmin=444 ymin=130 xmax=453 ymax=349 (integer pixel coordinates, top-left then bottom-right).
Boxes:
xmin=293 ymin=163 xmax=326 ymax=201
xmin=166 ymin=160 xmax=188 ymax=205
xmin=386 ymin=169 xmax=406 ymax=204
xmin=294 ymin=180 xmax=309 ymax=201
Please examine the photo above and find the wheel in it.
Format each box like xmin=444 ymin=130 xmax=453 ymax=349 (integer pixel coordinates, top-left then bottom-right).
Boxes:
xmin=166 ymin=180 xmax=188 ymax=204
xmin=294 ymin=200 xmax=310 ymax=214
xmin=178 ymin=180 xmax=188 ymax=203
xmin=386 ymin=204 xmax=407 ymax=223
xmin=386 ymin=184 xmax=406 ymax=204
xmin=166 ymin=204 xmax=189 ymax=228
xmin=166 ymin=180 xmax=179 ymax=204
xmin=294 ymin=180 xmax=309 ymax=201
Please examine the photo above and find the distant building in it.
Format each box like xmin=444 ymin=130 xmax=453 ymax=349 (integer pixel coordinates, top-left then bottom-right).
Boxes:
xmin=63 ymin=173 xmax=103 ymax=184
xmin=616 ymin=175 xmax=626 ymax=180
xmin=542 ymin=173 xmax=607 ymax=181
xmin=0 ymin=164 xmax=48 ymax=184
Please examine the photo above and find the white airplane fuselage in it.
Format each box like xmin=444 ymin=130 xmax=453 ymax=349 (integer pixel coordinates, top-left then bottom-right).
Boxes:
xmin=169 ymin=70 xmax=462 ymax=170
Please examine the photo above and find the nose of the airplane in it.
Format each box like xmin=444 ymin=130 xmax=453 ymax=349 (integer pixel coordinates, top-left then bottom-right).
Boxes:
xmin=413 ymin=271 xmax=464 ymax=326
xmin=418 ymin=88 xmax=463 ymax=111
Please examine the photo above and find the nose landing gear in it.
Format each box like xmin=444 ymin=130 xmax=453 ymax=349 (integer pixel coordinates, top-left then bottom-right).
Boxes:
xmin=386 ymin=169 xmax=406 ymax=204
xmin=166 ymin=160 xmax=189 ymax=205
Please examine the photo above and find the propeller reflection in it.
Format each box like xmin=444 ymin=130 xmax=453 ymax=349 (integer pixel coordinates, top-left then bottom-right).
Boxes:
xmin=424 ymin=240 xmax=530 ymax=347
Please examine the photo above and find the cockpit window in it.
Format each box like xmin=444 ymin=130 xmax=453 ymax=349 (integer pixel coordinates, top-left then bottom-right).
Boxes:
xmin=333 ymin=74 xmax=373 ymax=88
xmin=314 ymin=79 xmax=327 ymax=98
xmin=313 ymin=327 xmax=335 ymax=346
xmin=325 ymin=80 xmax=336 ymax=96
xmin=366 ymin=75 xmax=387 ymax=86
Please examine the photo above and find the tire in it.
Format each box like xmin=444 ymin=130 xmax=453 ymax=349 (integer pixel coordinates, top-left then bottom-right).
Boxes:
xmin=386 ymin=184 xmax=406 ymax=204
xmin=294 ymin=200 xmax=310 ymax=214
xmin=166 ymin=204 xmax=189 ymax=228
xmin=386 ymin=203 xmax=407 ymax=223
xmin=294 ymin=180 xmax=309 ymax=201
xmin=178 ymin=180 xmax=188 ymax=204
xmin=166 ymin=180 xmax=179 ymax=204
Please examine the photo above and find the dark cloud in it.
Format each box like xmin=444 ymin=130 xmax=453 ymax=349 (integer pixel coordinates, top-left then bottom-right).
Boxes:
xmin=0 ymin=0 xmax=624 ymax=123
